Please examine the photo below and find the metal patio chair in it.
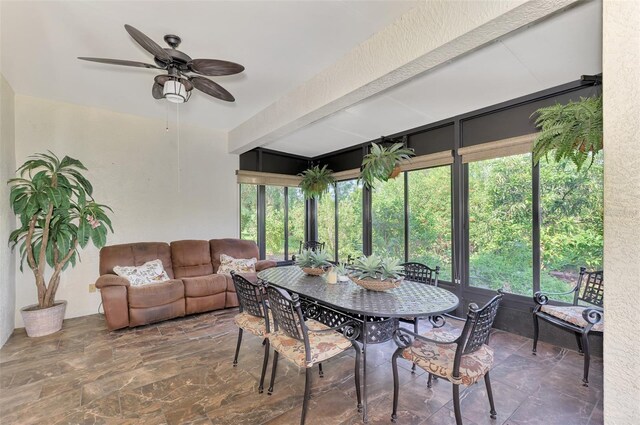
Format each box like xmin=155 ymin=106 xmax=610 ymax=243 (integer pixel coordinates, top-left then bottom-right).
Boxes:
xmin=265 ymin=285 xmax=362 ymax=425
xmin=391 ymin=292 xmax=503 ymax=425
xmin=533 ymin=267 xmax=604 ymax=386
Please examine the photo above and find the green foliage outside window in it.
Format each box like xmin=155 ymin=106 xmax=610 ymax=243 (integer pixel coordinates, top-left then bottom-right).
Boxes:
xmin=372 ymin=176 xmax=405 ymax=260
xmin=240 ymin=184 xmax=257 ymax=243
xmin=288 ymin=187 xmax=306 ymax=257
xmin=316 ymin=184 xmax=336 ymax=260
xmin=265 ymin=186 xmax=285 ymax=260
xmin=337 ymin=180 xmax=363 ymax=261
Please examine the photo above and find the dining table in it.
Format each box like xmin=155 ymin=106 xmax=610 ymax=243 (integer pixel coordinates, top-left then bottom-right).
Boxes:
xmin=257 ymin=265 xmax=460 ymax=422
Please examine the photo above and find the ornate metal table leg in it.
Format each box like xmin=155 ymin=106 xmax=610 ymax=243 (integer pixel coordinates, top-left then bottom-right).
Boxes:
xmin=362 ymin=315 xmax=368 ymax=423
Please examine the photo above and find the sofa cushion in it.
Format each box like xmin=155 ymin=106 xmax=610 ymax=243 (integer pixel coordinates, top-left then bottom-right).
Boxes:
xmin=130 ymin=299 xmax=185 ymax=327
xmin=127 ymin=279 xmax=184 ymax=308
xmin=114 ymin=259 xmax=170 ymax=286
xmin=182 ymin=274 xmax=227 ymax=298
xmin=100 ymin=242 xmax=174 ymax=279
xmin=210 ymin=239 xmax=260 ymax=273
xmin=170 ymin=240 xmax=214 ymax=278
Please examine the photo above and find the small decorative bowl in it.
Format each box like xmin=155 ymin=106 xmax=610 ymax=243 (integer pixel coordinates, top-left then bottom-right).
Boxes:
xmin=301 ymin=267 xmax=326 ymax=276
xmin=349 ymin=276 xmax=403 ymax=291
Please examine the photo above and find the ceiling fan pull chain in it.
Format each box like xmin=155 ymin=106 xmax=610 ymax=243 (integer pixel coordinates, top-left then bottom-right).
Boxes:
xmin=165 ymin=102 xmax=169 ymax=132
xmin=177 ymin=104 xmax=181 ymax=192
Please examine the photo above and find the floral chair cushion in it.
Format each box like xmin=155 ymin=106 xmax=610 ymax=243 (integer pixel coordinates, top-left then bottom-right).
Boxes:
xmin=402 ymin=327 xmax=493 ymax=386
xmin=234 ymin=312 xmax=273 ymax=337
xmin=268 ymin=319 xmax=352 ymax=368
xmin=540 ymin=305 xmax=604 ymax=332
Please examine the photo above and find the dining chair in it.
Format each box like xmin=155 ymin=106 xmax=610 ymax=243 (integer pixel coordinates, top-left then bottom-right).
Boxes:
xmin=230 ymin=272 xmax=272 ymax=394
xmin=532 ymin=267 xmax=604 ymax=386
xmin=299 ymin=240 xmax=325 ymax=253
xmin=398 ymin=262 xmax=440 ymax=376
xmin=391 ymin=292 xmax=503 ymax=425
xmin=265 ymin=285 xmax=362 ymax=425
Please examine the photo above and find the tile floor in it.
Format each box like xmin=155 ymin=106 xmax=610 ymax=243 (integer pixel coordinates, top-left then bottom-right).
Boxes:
xmin=0 ymin=309 xmax=603 ymax=425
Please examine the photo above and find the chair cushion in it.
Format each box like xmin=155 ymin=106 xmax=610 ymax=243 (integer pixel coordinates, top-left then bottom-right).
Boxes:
xmin=540 ymin=305 xmax=604 ymax=332
xmin=182 ymin=274 xmax=227 ymax=298
xmin=402 ymin=334 xmax=493 ymax=386
xmin=234 ymin=312 xmax=274 ymax=337
xmin=268 ymin=319 xmax=352 ymax=368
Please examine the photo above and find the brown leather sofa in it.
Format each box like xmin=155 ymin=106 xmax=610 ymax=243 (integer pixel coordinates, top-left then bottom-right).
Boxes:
xmin=96 ymin=238 xmax=276 ymax=331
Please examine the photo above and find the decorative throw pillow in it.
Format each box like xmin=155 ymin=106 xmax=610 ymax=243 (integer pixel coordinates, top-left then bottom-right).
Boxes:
xmin=217 ymin=253 xmax=257 ymax=275
xmin=113 ymin=259 xmax=170 ymax=286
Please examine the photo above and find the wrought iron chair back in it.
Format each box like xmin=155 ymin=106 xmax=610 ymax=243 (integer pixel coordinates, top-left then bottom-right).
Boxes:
xmin=231 ymin=272 xmax=269 ymax=331
xmin=401 ymin=262 xmax=439 ymax=286
xmin=266 ymin=285 xmax=313 ymax=365
xmin=575 ymin=267 xmax=604 ymax=307
xmin=299 ymin=240 xmax=325 ymax=253
xmin=460 ymin=294 xmax=502 ymax=355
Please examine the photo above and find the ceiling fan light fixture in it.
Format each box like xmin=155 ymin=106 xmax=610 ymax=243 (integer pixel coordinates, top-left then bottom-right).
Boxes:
xmin=163 ymin=79 xmax=190 ymax=103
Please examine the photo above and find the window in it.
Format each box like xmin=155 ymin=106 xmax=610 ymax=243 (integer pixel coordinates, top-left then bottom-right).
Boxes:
xmin=337 ymin=179 xmax=363 ymax=262
xmin=539 ymin=154 xmax=604 ymax=301
xmin=288 ymin=187 xmax=306 ymax=258
xmin=372 ymin=176 xmax=405 ymax=261
xmin=265 ymin=186 xmax=285 ymax=261
xmin=316 ymin=184 xmax=336 ymax=260
xmin=239 ymin=184 xmax=257 ymax=243
xmin=468 ymin=154 xmax=533 ymax=296
xmin=407 ymin=166 xmax=453 ymax=281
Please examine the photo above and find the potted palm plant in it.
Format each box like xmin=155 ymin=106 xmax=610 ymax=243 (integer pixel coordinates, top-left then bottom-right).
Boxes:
xmin=349 ymin=254 xmax=404 ymax=291
xmin=295 ymin=249 xmax=332 ymax=276
xmin=360 ymin=140 xmax=414 ymax=188
xmin=299 ymin=164 xmax=336 ymax=199
xmin=531 ymin=95 xmax=603 ymax=171
xmin=7 ymin=152 xmax=113 ymax=337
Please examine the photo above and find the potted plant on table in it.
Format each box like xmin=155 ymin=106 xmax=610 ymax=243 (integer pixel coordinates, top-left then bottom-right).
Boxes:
xmin=295 ymin=249 xmax=332 ymax=276
xmin=299 ymin=164 xmax=335 ymax=199
xmin=360 ymin=139 xmax=415 ymax=188
xmin=531 ymin=94 xmax=603 ymax=171
xmin=7 ymin=152 xmax=113 ymax=337
xmin=349 ymin=254 xmax=404 ymax=291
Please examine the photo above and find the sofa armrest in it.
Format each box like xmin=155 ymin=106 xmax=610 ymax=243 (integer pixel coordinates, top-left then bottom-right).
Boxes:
xmin=96 ymin=274 xmax=131 ymax=289
xmin=256 ymin=260 xmax=277 ymax=272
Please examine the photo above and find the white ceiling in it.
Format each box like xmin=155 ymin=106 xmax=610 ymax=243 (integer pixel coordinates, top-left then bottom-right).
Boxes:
xmin=0 ymin=0 xmax=419 ymax=131
xmin=266 ymin=0 xmax=603 ymax=157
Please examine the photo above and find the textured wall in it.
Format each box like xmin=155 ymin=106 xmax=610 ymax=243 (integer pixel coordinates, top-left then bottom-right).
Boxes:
xmin=13 ymin=96 xmax=239 ymax=327
xmin=228 ymin=0 xmax=580 ymax=153
xmin=603 ymin=0 xmax=640 ymax=423
xmin=0 ymin=74 xmax=16 ymax=347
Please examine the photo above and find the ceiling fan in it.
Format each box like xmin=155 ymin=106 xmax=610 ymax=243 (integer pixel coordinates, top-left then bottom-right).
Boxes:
xmin=78 ymin=24 xmax=244 ymax=104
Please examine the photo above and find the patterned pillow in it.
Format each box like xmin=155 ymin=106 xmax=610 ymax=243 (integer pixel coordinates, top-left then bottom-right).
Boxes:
xmin=217 ymin=253 xmax=257 ymax=275
xmin=113 ymin=259 xmax=171 ymax=286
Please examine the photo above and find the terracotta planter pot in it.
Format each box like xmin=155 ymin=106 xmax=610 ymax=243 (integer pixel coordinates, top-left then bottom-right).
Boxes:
xmin=20 ymin=300 xmax=67 ymax=337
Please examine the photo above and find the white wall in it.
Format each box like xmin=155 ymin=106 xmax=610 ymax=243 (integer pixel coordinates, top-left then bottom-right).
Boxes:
xmin=603 ymin=0 xmax=640 ymax=422
xmin=13 ymin=95 xmax=239 ymax=327
xmin=0 ymin=74 xmax=16 ymax=346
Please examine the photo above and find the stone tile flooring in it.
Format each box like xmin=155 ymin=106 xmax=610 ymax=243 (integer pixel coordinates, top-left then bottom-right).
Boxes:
xmin=0 ymin=310 xmax=603 ymax=425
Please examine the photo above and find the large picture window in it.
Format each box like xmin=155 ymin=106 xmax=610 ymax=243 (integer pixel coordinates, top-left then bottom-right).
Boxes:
xmin=407 ymin=166 xmax=452 ymax=281
xmin=372 ymin=177 xmax=405 ymax=261
xmin=468 ymin=154 xmax=533 ymax=296
xmin=265 ymin=186 xmax=286 ymax=261
xmin=539 ymin=154 xmax=604 ymax=301
xmin=316 ymin=184 xmax=336 ymax=260
xmin=239 ymin=184 xmax=258 ymax=243
xmin=337 ymin=179 xmax=363 ymax=262
xmin=288 ymin=187 xmax=306 ymax=258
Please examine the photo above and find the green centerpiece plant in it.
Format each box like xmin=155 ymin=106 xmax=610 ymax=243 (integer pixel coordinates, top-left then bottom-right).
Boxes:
xmin=531 ymin=95 xmax=603 ymax=171
xmin=299 ymin=164 xmax=336 ymax=199
xmin=349 ymin=254 xmax=404 ymax=291
xmin=7 ymin=152 xmax=113 ymax=337
xmin=296 ymin=249 xmax=332 ymax=276
xmin=360 ymin=142 xmax=415 ymax=188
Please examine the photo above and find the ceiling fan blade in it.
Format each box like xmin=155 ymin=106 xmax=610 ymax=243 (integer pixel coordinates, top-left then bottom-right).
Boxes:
xmin=78 ymin=57 xmax=161 ymax=69
xmin=190 ymin=76 xmax=235 ymax=102
xmin=124 ymin=24 xmax=172 ymax=62
xmin=152 ymin=82 xmax=164 ymax=99
xmin=189 ymin=59 xmax=244 ymax=76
